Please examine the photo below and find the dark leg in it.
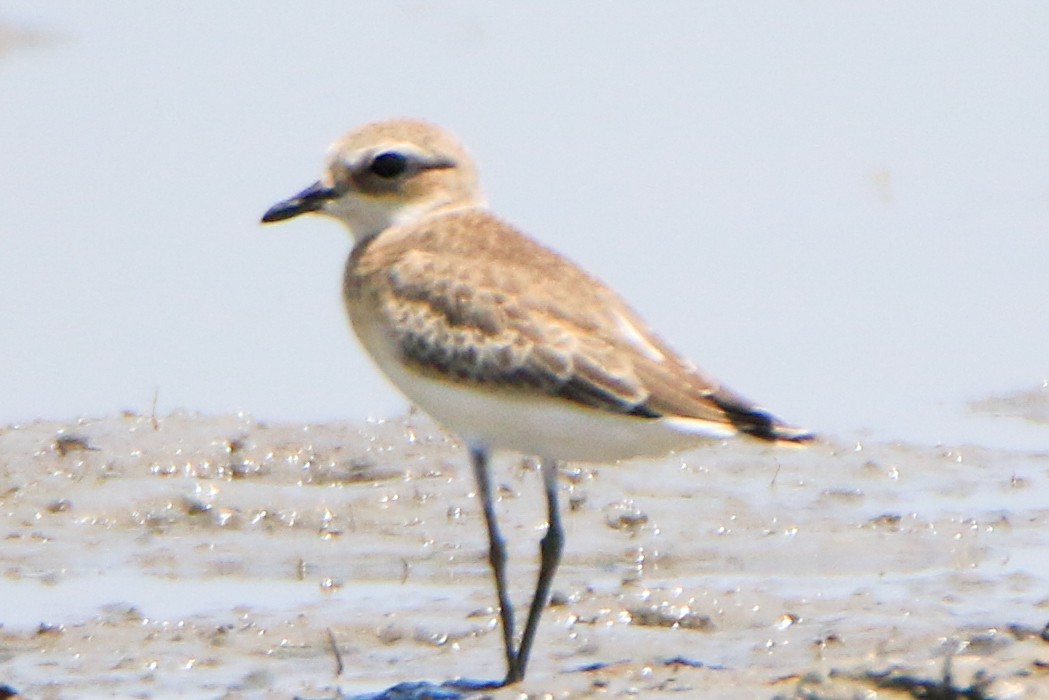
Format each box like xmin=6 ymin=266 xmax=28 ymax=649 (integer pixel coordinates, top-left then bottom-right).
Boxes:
xmin=469 ymin=445 xmax=518 ymax=682
xmin=509 ymin=457 xmax=564 ymax=683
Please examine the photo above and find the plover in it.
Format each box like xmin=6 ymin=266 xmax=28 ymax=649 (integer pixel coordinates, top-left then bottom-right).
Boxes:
xmin=262 ymin=118 xmax=812 ymax=686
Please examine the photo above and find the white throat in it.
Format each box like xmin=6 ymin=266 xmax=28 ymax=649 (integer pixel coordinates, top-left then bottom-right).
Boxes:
xmin=326 ymin=196 xmax=486 ymax=242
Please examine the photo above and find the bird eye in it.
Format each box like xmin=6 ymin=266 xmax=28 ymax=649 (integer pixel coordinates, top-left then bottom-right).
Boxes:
xmin=369 ymin=152 xmax=409 ymax=178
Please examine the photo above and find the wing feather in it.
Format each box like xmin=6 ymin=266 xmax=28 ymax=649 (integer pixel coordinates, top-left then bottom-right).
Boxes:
xmin=350 ymin=210 xmax=810 ymax=442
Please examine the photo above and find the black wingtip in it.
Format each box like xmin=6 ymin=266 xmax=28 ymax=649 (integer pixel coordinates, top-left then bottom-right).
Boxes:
xmin=709 ymin=393 xmax=815 ymax=445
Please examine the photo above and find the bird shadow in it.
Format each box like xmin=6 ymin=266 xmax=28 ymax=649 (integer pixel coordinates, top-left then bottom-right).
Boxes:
xmin=297 ymin=678 xmax=501 ymax=700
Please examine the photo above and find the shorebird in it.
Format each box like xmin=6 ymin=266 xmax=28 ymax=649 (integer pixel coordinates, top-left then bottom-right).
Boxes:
xmin=261 ymin=119 xmax=812 ymax=686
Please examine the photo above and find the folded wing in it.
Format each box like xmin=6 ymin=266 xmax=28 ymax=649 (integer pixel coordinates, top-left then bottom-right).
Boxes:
xmin=362 ymin=211 xmax=812 ymax=444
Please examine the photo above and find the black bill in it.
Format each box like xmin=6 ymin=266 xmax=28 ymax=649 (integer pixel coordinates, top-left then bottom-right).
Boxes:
xmin=261 ymin=181 xmax=337 ymax=223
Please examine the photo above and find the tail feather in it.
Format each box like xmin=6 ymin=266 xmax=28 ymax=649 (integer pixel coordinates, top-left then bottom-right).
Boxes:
xmin=709 ymin=392 xmax=815 ymax=444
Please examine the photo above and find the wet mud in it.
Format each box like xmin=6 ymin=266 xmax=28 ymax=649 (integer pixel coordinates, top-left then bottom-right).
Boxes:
xmin=1 ymin=409 xmax=1048 ymax=699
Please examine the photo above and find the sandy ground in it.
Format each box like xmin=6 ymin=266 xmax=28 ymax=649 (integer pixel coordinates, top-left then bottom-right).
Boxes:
xmin=2 ymin=406 xmax=1049 ymax=700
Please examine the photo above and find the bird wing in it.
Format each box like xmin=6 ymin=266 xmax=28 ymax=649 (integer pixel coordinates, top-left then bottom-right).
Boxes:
xmin=355 ymin=210 xmax=809 ymax=442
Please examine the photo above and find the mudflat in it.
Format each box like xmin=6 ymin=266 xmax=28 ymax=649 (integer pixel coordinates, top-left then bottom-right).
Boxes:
xmin=1 ymin=411 xmax=1047 ymax=699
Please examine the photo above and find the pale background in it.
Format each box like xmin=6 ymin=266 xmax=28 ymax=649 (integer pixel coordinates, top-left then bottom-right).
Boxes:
xmin=2 ymin=2 xmax=1047 ymax=449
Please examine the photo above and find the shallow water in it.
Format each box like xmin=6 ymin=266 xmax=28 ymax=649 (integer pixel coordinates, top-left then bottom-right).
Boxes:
xmin=2 ymin=411 xmax=1048 ymax=698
